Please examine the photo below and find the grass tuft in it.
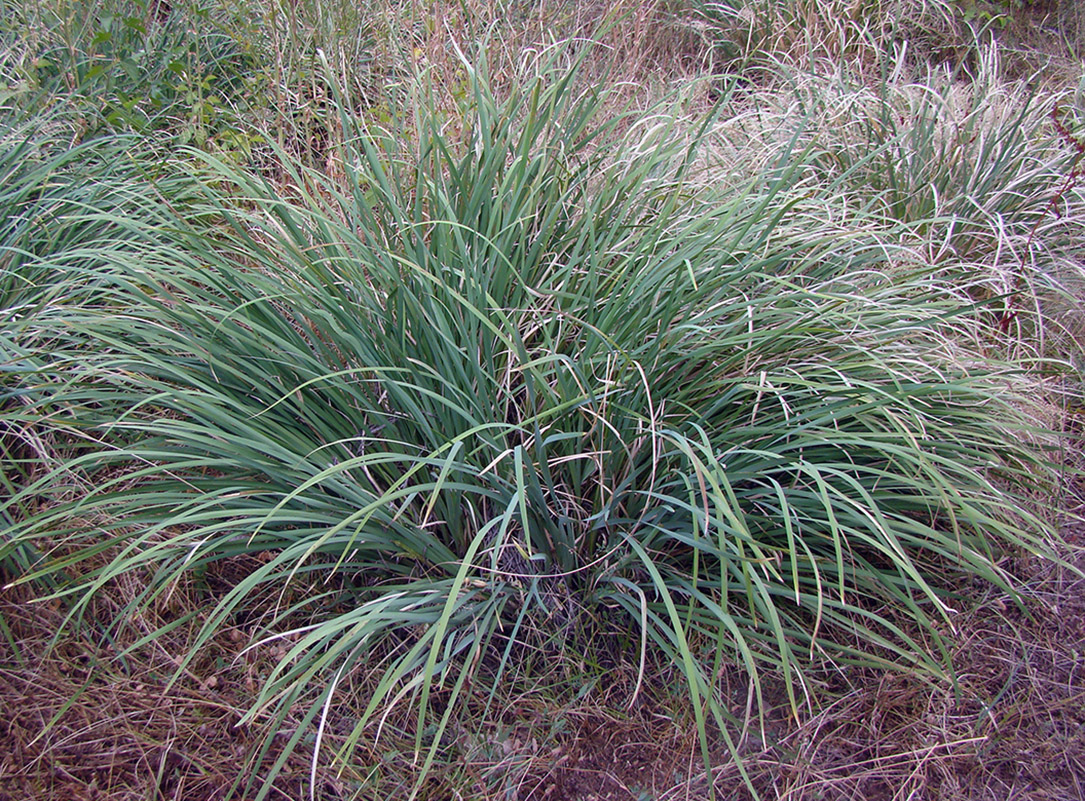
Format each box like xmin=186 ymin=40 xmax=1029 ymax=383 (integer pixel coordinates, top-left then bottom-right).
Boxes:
xmin=2 ymin=38 xmax=1071 ymax=797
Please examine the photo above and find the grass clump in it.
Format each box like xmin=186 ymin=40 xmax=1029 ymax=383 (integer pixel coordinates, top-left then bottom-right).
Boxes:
xmin=707 ymin=45 xmax=1085 ymax=366
xmin=4 ymin=41 xmax=1065 ymax=796
xmin=0 ymin=113 xmax=200 ymax=581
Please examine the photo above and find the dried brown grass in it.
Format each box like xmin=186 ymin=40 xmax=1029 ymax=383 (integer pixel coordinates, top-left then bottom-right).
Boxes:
xmin=4 ymin=518 xmax=1081 ymax=801
xmin=0 ymin=557 xmax=358 ymax=801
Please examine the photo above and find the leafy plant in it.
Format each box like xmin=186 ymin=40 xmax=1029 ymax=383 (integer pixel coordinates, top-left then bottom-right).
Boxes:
xmin=2 ymin=0 xmax=257 ymax=143
xmin=2 ymin=44 xmax=1062 ymax=798
xmin=954 ymin=0 xmax=1037 ymax=30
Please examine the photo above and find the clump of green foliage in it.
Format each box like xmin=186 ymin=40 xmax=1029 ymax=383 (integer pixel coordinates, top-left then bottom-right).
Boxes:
xmin=2 ymin=41 xmax=1064 ymax=797
xmin=2 ymin=0 xmax=258 ymax=144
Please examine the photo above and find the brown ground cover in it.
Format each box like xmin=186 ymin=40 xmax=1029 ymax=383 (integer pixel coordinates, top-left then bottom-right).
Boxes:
xmin=2 ymin=502 xmax=1081 ymax=800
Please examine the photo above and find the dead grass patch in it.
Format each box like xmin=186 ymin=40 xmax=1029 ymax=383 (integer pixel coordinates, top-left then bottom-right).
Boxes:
xmin=2 ymin=519 xmax=1082 ymax=800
